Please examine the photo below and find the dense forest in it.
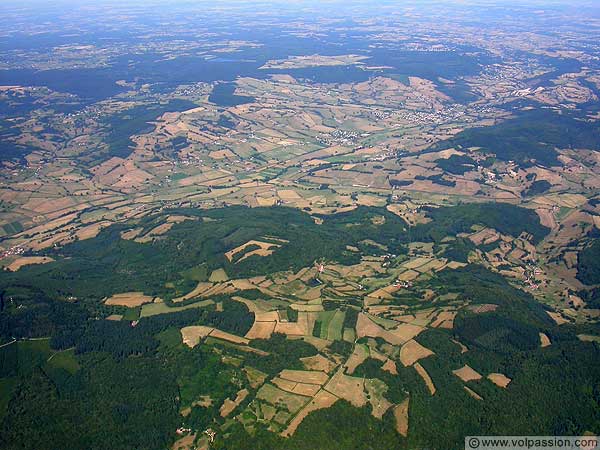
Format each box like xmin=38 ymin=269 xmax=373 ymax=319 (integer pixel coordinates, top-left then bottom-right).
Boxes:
xmin=427 ymin=109 xmax=600 ymax=167
xmin=577 ymin=240 xmax=600 ymax=285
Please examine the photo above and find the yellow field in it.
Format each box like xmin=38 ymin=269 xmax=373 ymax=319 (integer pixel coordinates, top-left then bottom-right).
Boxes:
xmin=539 ymin=332 xmax=551 ymax=347
xmin=180 ymin=326 xmax=214 ymax=347
xmin=220 ymin=389 xmax=249 ymax=417
xmin=399 ymin=339 xmax=435 ymax=367
xmin=105 ymin=292 xmax=154 ymax=307
xmin=180 ymin=326 xmax=249 ymax=348
xmin=272 ymin=376 xmax=321 ymax=397
xmin=414 ymin=362 xmax=436 ymax=395
xmin=487 ymin=373 xmax=511 ymax=388
xmin=245 ymin=320 xmax=276 ymax=340
xmin=452 ymin=365 xmax=482 ymax=382
xmin=547 ymin=311 xmax=569 ymax=325
xmin=6 ymin=256 xmax=54 ymax=271
xmin=430 ymin=311 xmax=457 ymax=329
xmin=389 ymin=323 xmax=425 ymax=343
xmin=345 ymin=344 xmax=370 ymax=375
xmin=382 ymin=359 xmax=398 ymax=375
xmin=323 ymin=368 xmax=366 ymax=407
xmin=225 ymin=239 xmax=283 ymax=262
xmin=356 ymin=313 xmax=405 ymax=346
xmin=105 ymin=314 xmax=123 ymax=321
xmin=211 ymin=328 xmax=250 ymax=345
xmin=393 ymin=397 xmax=410 ymax=437
xmin=279 ymin=369 xmax=329 ymax=385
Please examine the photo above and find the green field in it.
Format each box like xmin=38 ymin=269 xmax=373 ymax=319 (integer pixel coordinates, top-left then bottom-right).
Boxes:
xmin=209 ymin=268 xmax=229 ymax=283
xmin=314 ymin=311 xmax=336 ymax=339
xmin=140 ymin=299 xmax=214 ymax=318
xmin=2 ymin=221 xmax=23 ymax=235
xmin=46 ymin=349 xmax=80 ymax=374
xmin=326 ymin=310 xmax=345 ymax=341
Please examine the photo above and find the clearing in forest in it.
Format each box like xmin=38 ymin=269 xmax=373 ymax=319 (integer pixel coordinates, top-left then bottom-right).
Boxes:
xmin=452 ymin=364 xmax=482 ymax=382
xmin=225 ymin=239 xmax=285 ymax=262
xmin=451 ymin=338 xmax=469 ymax=353
xmin=487 ymin=373 xmax=511 ymax=388
xmin=181 ymin=326 xmax=249 ymax=348
xmin=468 ymin=304 xmax=498 ymax=314
xmin=6 ymin=256 xmax=54 ymax=271
xmin=180 ymin=326 xmax=214 ymax=347
xmin=209 ymin=268 xmax=229 ymax=282
xmin=546 ymin=311 xmax=569 ymax=325
xmin=140 ymin=299 xmax=213 ymax=317
xmin=414 ymin=362 xmax=436 ymax=395
xmin=105 ymin=292 xmax=154 ymax=307
xmin=539 ymin=332 xmax=551 ymax=347
xmin=393 ymin=397 xmax=410 ymax=437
